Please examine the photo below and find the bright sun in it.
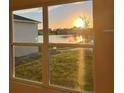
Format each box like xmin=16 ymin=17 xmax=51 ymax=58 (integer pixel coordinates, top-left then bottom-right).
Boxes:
xmin=74 ymin=18 xmax=85 ymax=28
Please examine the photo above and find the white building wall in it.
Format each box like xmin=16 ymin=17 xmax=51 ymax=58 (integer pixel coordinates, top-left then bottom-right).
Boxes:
xmin=13 ymin=21 xmax=38 ymax=42
xmin=13 ymin=21 xmax=38 ymax=57
xmin=14 ymin=46 xmax=38 ymax=57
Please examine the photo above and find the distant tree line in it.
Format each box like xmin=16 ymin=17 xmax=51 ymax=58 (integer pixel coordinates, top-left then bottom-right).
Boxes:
xmin=38 ymin=28 xmax=93 ymax=35
xmin=38 ymin=28 xmax=94 ymax=43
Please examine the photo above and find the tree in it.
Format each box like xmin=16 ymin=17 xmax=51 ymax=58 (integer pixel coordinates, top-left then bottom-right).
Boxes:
xmin=80 ymin=16 xmax=90 ymax=28
xmin=79 ymin=16 xmax=92 ymax=43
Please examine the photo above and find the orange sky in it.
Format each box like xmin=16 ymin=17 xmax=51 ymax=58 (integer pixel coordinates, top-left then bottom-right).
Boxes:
xmin=14 ymin=1 xmax=93 ymax=29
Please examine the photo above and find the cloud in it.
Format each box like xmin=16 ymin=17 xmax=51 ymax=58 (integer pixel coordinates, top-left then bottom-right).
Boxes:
xmin=72 ymin=1 xmax=85 ymax=5
xmin=48 ymin=5 xmax=61 ymax=11
xmin=13 ymin=7 xmax=42 ymax=14
xmin=48 ymin=1 xmax=85 ymax=10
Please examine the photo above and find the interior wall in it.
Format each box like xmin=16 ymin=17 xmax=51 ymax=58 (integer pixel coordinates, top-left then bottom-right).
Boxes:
xmin=93 ymin=0 xmax=114 ymax=93
xmin=10 ymin=79 xmax=82 ymax=93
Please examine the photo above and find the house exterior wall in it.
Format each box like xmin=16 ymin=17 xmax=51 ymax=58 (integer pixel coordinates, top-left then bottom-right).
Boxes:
xmin=14 ymin=46 xmax=38 ymax=57
xmin=13 ymin=21 xmax=38 ymax=57
xmin=13 ymin=21 xmax=38 ymax=42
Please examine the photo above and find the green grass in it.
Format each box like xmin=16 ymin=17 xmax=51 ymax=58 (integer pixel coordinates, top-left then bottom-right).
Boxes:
xmin=15 ymin=59 xmax=42 ymax=82
xmin=50 ymin=50 xmax=79 ymax=88
xmin=83 ymin=49 xmax=93 ymax=91
xmin=15 ymin=49 xmax=93 ymax=91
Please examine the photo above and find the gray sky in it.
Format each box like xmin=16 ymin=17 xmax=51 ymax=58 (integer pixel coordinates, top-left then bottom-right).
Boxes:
xmin=14 ymin=1 xmax=93 ymax=29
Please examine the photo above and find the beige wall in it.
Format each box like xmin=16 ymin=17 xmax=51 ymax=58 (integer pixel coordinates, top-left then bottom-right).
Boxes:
xmin=93 ymin=0 xmax=114 ymax=93
xmin=10 ymin=80 xmax=81 ymax=93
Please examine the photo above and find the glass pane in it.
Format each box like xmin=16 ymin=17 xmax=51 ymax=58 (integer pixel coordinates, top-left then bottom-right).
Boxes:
xmin=49 ymin=46 xmax=93 ymax=92
xmin=13 ymin=7 xmax=43 ymax=43
xmin=48 ymin=1 xmax=93 ymax=44
xmin=13 ymin=46 xmax=42 ymax=82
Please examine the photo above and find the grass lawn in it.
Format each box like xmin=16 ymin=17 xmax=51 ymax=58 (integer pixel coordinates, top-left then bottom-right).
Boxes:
xmin=15 ymin=48 xmax=93 ymax=92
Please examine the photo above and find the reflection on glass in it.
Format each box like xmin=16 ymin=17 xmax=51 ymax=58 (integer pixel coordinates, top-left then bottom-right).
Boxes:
xmin=13 ymin=7 xmax=43 ymax=43
xmin=47 ymin=1 xmax=93 ymax=44
xmin=49 ymin=46 xmax=93 ymax=92
xmin=14 ymin=46 xmax=42 ymax=82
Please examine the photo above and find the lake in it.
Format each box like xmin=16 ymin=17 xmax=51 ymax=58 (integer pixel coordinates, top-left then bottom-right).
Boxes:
xmin=37 ymin=35 xmax=86 ymax=43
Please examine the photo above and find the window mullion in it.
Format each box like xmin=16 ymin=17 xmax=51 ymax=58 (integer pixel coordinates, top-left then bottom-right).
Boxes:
xmin=42 ymin=5 xmax=49 ymax=86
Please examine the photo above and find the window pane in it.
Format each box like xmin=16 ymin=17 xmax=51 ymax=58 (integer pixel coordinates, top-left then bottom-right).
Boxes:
xmin=13 ymin=7 xmax=43 ymax=43
xmin=48 ymin=1 xmax=93 ymax=44
xmin=49 ymin=46 xmax=93 ymax=92
xmin=13 ymin=46 xmax=42 ymax=82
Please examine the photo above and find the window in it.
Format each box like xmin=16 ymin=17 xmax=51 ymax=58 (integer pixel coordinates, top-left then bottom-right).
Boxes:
xmin=12 ymin=7 xmax=43 ymax=82
xmin=49 ymin=46 xmax=93 ymax=91
xmin=10 ymin=0 xmax=94 ymax=93
xmin=48 ymin=1 xmax=93 ymax=92
xmin=13 ymin=46 xmax=42 ymax=82
xmin=48 ymin=1 xmax=93 ymax=44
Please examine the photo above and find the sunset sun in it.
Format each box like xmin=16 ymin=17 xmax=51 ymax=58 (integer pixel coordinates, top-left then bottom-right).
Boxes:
xmin=73 ymin=18 xmax=85 ymax=28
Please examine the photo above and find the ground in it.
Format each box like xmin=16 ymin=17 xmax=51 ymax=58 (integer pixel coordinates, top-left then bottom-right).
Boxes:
xmin=15 ymin=48 xmax=93 ymax=92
